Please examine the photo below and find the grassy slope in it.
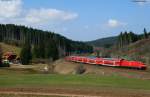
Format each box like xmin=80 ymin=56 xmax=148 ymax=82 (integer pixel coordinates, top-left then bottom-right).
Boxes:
xmin=0 ymin=42 xmax=21 ymax=55
xmin=128 ymin=38 xmax=150 ymax=57
xmin=112 ymin=38 xmax=150 ymax=65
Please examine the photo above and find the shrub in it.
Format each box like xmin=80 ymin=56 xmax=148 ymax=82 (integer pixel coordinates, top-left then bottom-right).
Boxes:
xmin=75 ymin=64 xmax=86 ymax=74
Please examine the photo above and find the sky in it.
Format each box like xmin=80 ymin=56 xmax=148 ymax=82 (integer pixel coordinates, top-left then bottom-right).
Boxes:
xmin=0 ymin=0 xmax=150 ymax=41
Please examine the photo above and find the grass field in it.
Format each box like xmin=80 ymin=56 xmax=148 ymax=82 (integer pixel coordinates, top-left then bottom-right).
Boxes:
xmin=0 ymin=72 xmax=150 ymax=90
xmin=0 ymin=68 xmax=149 ymax=97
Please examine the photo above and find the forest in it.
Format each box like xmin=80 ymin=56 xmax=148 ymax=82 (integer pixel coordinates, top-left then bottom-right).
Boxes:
xmin=0 ymin=24 xmax=93 ymax=64
xmin=118 ymin=28 xmax=150 ymax=48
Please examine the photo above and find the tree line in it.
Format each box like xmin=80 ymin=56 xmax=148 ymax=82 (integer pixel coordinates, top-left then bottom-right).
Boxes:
xmin=0 ymin=24 xmax=93 ymax=64
xmin=118 ymin=28 xmax=150 ymax=48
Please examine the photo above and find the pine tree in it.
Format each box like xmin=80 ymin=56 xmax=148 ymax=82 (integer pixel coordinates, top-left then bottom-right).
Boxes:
xmin=0 ymin=45 xmax=2 ymax=66
xmin=144 ymin=28 xmax=148 ymax=39
xmin=45 ymin=39 xmax=52 ymax=58
xmin=46 ymin=40 xmax=59 ymax=60
xmin=33 ymin=45 xmax=40 ymax=58
xmin=39 ymin=41 xmax=45 ymax=58
xmin=128 ymin=31 xmax=134 ymax=44
xmin=20 ymin=40 xmax=32 ymax=65
xmin=124 ymin=31 xmax=129 ymax=45
xmin=119 ymin=32 xmax=123 ymax=47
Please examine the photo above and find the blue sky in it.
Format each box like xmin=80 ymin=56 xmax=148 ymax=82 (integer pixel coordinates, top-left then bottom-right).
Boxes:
xmin=0 ymin=0 xmax=150 ymax=41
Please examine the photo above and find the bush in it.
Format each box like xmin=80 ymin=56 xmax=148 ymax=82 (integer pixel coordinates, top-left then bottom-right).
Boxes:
xmin=75 ymin=64 xmax=86 ymax=74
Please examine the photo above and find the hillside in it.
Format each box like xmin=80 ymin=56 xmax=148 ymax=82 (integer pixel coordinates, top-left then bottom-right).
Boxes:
xmin=0 ymin=24 xmax=93 ymax=60
xmin=112 ymin=38 xmax=150 ymax=65
xmin=0 ymin=42 xmax=21 ymax=55
xmin=86 ymin=36 xmax=118 ymax=47
xmin=128 ymin=38 xmax=150 ymax=57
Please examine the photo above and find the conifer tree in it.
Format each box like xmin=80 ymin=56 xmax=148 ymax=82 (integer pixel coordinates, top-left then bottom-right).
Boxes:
xmin=33 ymin=45 xmax=40 ymax=58
xmin=0 ymin=45 xmax=2 ymax=66
xmin=144 ymin=28 xmax=148 ymax=39
xmin=20 ymin=40 xmax=32 ymax=65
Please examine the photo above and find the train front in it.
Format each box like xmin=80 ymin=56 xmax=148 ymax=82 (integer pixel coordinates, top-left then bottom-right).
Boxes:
xmin=120 ymin=59 xmax=147 ymax=70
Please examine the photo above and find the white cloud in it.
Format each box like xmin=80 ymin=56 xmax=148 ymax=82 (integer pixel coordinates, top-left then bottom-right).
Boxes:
xmin=25 ymin=8 xmax=78 ymax=24
xmin=107 ymin=19 xmax=126 ymax=28
xmin=0 ymin=0 xmax=78 ymax=27
xmin=0 ymin=0 xmax=22 ymax=18
xmin=137 ymin=2 xmax=145 ymax=6
xmin=133 ymin=0 xmax=150 ymax=6
xmin=136 ymin=0 xmax=150 ymax=6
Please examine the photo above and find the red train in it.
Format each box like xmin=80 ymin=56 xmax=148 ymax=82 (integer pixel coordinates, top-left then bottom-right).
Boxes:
xmin=66 ymin=56 xmax=147 ymax=70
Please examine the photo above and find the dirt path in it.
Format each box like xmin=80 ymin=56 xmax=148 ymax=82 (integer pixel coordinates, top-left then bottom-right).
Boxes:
xmin=0 ymin=88 xmax=104 ymax=97
xmin=0 ymin=91 xmax=101 ymax=97
xmin=0 ymin=88 xmax=150 ymax=97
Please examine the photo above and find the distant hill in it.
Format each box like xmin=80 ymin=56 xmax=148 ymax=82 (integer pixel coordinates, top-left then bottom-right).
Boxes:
xmin=86 ymin=31 xmax=150 ymax=65
xmin=86 ymin=36 xmax=118 ymax=47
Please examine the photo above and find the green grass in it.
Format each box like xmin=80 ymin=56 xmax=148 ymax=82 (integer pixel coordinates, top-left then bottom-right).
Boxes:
xmin=0 ymin=73 xmax=150 ymax=90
